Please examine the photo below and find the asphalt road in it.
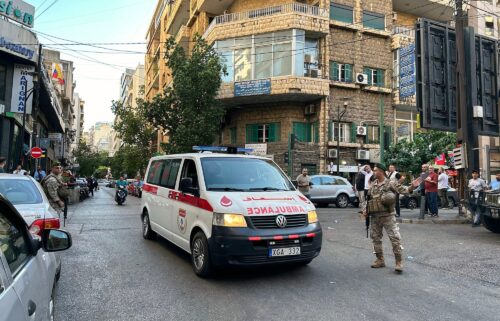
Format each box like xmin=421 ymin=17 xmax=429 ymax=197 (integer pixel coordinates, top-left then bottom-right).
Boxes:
xmin=55 ymin=187 xmax=500 ymax=321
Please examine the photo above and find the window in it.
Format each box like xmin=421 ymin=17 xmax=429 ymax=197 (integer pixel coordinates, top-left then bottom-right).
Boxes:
xmin=0 ymin=212 xmax=30 ymax=276
xmin=229 ymin=127 xmax=237 ymax=144
xmin=255 ymin=45 xmax=272 ymax=79
xmin=159 ymin=159 xmax=181 ymax=189
xmin=310 ymin=176 xmax=321 ymax=186
xmin=293 ymin=122 xmax=319 ymax=143
xmin=234 ymin=48 xmax=251 ymax=81
xmin=363 ymin=11 xmax=385 ymax=30
xmin=147 ymin=160 xmax=164 ymax=185
xmin=363 ymin=67 xmax=385 ymax=87
xmin=330 ymin=62 xmax=353 ymax=82
xmin=273 ymin=43 xmax=292 ymax=77
xmin=0 ymin=179 xmax=43 ymax=205
xmin=331 ymin=122 xmax=351 ymax=143
xmin=0 ymin=64 xmax=6 ymax=101
xmin=219 ymin=51 xmax=234 ymax=83
xmin=392 ymin=50 xmax=399 ymax=89
xmin=330 ymin=3 xmax=353 ymax=24
xmin=246 ymin=123 xmax=280 ymax=143
xmin=321 ymin=176 xmax=336 ymax=185
xmin=180 ymin=159 xmax=199 ymax=189
xmin=335 ymin=178 xmax=348 ymax=185
xmin=366 ymin=125 xmax=380 ymax=144
xmin=303 ymin=39 xmax=319 ymax=77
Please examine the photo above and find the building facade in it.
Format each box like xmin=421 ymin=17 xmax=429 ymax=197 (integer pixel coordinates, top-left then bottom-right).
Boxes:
xmin=89 ymin=121 xmax=113 ymax=155
xmin=145 ymin=0 xmax=396 ymax=178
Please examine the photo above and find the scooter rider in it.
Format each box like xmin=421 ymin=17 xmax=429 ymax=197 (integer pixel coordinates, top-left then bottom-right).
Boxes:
xmin=116 ymin=176 xmax=128 ymax=194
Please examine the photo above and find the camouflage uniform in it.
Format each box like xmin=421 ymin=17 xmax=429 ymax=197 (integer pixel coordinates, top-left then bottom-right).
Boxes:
xmin=42 ymin=173 xmax=65 ymax=212
xmin=362 ymin=178 xmax=411 ymax=271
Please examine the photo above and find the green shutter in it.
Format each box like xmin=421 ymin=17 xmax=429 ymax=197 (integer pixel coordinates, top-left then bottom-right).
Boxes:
xmin=246 ymin=124 xmax=259 ymax=143
xmin=377 ymin=69 xmax=384 ymax=87
xmin=363 ymin=68 xmax=371 ymax=85
xmin=345 ymin=64 xmax=352 ymax=82
xmin=314 ymin=121 xmax=319 ymax=143
xmin=230 ymin=127 xmax=237 ymax=144
xmin=328 ymin=121 xmax=333 ymax=141
xmin=330 ymin=3 xmax=353 ymax=24
xmin=350 ymin=123 xmax=357 ymax=143
xmin=293 ymin=122 xmax=307 ymax=141
xmin=330 ymin=61 xmax=338 ymax=81
xmin=268 ymin=123 xmax=280 ymax=142
xmin=384 ymin=125 xmax=392 ymax=149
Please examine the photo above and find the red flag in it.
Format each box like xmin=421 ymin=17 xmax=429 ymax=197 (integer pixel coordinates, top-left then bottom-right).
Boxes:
xmin=435 ymin=153 xmax=446 ymax=165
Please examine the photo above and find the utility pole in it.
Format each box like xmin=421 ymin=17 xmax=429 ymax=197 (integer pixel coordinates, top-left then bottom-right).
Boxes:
xmin=30 ymin=44 xmax=42 ymax=172
xmin=336 ymin=98 xmax=348 ymax=175
xmin=379 ymin=94 xmax=384 ymax=163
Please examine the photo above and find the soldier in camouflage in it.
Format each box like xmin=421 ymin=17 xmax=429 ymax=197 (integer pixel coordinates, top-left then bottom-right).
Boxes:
xmin=362 ymin=163 xmax=415 ymax=273
xmin=41 ymin=162 xmax=65 ymax=212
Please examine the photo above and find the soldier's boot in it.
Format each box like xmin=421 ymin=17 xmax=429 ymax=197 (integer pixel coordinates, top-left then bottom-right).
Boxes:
xmin=371 ymin=253 xmax=386 ymax=268
xmin=395 ymin=254 xmax=403 ymax=273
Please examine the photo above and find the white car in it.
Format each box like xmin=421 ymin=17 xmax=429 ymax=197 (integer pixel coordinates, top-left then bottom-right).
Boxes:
xmin=308 ymin=175 xmax=357 ymax=208
xmin=0 ymin=174 xmax=62 ymax=277
xmin=0 ymin=194 xmax=72 ymax=321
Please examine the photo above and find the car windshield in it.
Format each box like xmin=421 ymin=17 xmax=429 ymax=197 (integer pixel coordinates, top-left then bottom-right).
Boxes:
xmin=0 ymin=179 xmax=43 ymax=205
xmin=201 ymin=157 xmax=294 ymax=192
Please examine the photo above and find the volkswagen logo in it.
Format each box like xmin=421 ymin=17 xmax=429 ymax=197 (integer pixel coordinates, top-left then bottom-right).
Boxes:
xmin=276 ymin=215 xmax=287 ymax=228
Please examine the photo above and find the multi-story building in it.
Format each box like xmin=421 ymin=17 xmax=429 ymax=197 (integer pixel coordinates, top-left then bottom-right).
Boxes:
xmin=111 ymin=64 xmax=146 ymax=156
xmin=89 ymin=121 xmax=113 ymax=154
xmin=42 ymin=49 xmax=78 ymax=164
xmin=0 ymin=2 xmax=65 ymax=172
xmin=72 ymin=93 xmax=85 ymax=151
xmin=145 ymin=0 xmax=395 ymax=177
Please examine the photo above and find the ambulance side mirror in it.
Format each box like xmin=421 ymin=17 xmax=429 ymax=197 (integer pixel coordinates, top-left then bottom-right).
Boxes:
xmin=180 ymin=177 xmax=199 ymax=197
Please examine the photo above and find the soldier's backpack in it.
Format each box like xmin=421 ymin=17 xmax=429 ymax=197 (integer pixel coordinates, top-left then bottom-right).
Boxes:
xmin=41 ymin=174 xmax=70 ymax=200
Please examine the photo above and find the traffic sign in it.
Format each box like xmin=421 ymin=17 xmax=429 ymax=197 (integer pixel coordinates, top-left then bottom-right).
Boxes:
xmin=31 ymin=147 xmax=43 ymax=159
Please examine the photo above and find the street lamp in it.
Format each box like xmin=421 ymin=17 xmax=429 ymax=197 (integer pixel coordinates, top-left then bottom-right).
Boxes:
xmin=335 ymin=97 xmax=349 ymax=175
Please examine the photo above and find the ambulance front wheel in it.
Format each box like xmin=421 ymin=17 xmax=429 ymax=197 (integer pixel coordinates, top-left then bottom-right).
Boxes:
xmin=191 ymin=231 xmax=212 ymax=278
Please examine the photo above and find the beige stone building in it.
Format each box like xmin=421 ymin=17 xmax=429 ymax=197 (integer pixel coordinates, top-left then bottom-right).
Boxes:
xmin=89 ymin=122 xmax=113 ymax=154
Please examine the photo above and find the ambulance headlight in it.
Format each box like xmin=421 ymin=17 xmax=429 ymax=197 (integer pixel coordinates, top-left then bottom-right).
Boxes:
xmin=213 ymin=213 xmax=248 ymax=227
xmin=307 ymin=210 xmax=318 ymax=224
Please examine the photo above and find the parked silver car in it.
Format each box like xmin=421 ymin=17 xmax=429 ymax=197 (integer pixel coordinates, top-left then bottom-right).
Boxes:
xmin=0 ymin=194 xmax=72 ymax=321
xmin=309 ymin=175 xmax=357 ymax=208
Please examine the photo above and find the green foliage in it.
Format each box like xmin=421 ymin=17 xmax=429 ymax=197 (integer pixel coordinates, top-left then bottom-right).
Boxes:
xmin=384 ymin=130 xmax=457 ymax=176
xmin=93 ymin=166 xmax=108 ymax=179
xmin=111 ymin=99 xmax=156 ymax=148
xmin=109 ymin=145 xmax=148 ymax=179
xmin=73 ymin=140 xmax=108 ymax=177
xmin=141 ymin=34 xmax=226 ymax=154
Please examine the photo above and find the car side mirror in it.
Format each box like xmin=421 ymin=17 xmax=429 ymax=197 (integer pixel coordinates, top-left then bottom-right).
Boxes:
xmin=180 ymin=177 xmax=199 ymax=196
xmin=41 ymin=229 xmax=72 ymax=252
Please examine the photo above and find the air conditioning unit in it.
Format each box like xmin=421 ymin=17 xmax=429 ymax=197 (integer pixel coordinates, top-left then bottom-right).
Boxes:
xmin=356 ymin=150 xmax=370 ymax=160
xmin=356 ymin=73 xmax=368 ymax=85
xmin=356 ymin=126 xmax=367 ymax=136
xmin=304 ymin=104 xmax=315 ymax=115
xmin=327 ymin=149 xmax=338 ymax=158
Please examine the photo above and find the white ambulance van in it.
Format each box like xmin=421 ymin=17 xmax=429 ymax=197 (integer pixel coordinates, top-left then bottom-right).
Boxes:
xmin=140 ymin=147 xmax=322 ymax=277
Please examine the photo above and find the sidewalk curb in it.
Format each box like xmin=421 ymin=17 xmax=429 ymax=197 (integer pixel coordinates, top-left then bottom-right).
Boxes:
xmin=396 ymin=217 xmax=468 ymax=225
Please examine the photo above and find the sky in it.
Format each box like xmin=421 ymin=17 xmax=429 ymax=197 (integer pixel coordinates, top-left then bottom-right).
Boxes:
xmin=30 ymin=0 xmax=157 ymax=130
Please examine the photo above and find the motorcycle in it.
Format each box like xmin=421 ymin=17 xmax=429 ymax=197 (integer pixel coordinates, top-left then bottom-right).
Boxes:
xmin=115 ymin=185 xmax=127 ymax=205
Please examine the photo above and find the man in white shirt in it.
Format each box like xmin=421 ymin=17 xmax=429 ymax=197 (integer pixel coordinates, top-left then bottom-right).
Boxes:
xmin=360 ymin=165 xmax=373 ymax=200
xmin=469 ymin=170 xmax=488 ymax=227
xmin=438 ymin=168 xmax=450 ymax=209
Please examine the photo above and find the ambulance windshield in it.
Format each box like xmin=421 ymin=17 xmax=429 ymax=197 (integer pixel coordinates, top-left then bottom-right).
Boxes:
xmin=201 ymin=157 xmax=294 ymax=192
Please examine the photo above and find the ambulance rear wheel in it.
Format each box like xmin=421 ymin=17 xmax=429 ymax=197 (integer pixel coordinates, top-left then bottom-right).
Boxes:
xmin=142 ymin=212 xmax=156 ymax=240
xmin=191 ymin=231 xmax=212 ymax=277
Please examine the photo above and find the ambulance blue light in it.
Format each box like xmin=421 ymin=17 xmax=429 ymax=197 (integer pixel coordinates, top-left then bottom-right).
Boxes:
xmin=192 ymin=146 xmax=254 ymax=154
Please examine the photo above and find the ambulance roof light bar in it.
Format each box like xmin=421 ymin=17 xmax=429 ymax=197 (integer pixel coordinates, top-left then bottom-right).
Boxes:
xmin=192 ymin=146 xmax=254 ymax=154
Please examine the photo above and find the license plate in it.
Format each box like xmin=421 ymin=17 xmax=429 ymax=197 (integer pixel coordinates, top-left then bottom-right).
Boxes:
xmin=269 ymin=247 xmax=301 ymax=257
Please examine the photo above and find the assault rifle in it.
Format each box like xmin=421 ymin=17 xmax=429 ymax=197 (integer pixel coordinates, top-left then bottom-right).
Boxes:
xmin=365 ymin=194 xmax=370 ymax=238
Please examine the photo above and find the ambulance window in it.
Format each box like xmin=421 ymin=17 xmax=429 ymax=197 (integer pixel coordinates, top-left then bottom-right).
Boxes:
xmin=147 ymin=160 xmax=164 ymax=185
xmin=180 ymin=159 xmax=199 ymax=189
xmin=160 ymin=159 xmax=181 ymax=189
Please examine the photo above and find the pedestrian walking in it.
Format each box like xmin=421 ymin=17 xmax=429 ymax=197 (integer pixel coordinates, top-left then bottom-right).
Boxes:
xmin=468 ymin=170 xmax=487 ymax=227
xmin=296 ymin=168 xmax=312 ymax=199
xmin=438 ymin=167 xmax=450 ymax=209
xmin=0 ymin=157 xmax=6 ymax=173
xmin=94 ymin=178 xmax=99 ymax=191
xmin=387 ymin=164 xmax=401 ymax=217
xmin=87 ymin=177 xmax=95 ymax=197
xmin=13 ymin=164 xmax=26 ymax=175
xmin=41 ymin=162 xmax=68 ymax=214
xmin=34 ymin=165 xmax=46 ymax=182
xmin=425 ymin=166 xmax=439 ymax=217
xmin=362 ymin=163 xmax=415 ymax=273
xmin=419 ymin=164 xmax=430 ymax=216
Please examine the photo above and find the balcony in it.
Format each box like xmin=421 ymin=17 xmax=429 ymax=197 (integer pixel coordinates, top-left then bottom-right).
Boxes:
xmin=218 ymin=74 xmax=329 ymax=107
xmin=174 ymin=25 xmax=190 ymax=51
xmin=392 ymin=26 xmax=415 ymax=49
xmin=393 ymin=0 xmax=453 ymax=22
xmin=204 ymin=3 xmax=329 ymax=44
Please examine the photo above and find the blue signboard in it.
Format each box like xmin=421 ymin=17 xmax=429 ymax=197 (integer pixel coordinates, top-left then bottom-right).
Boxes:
xmin=234 ymin=79 xmax=271 ymax=97
xmin=399 ymin=44 xmax=416 ymax=99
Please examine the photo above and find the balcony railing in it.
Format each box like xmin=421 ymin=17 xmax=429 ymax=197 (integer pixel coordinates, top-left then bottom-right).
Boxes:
xmin=204 ymin=3 xmax=328 ymax=38
xmin=392 ymin=26 xmax=415 ymax=38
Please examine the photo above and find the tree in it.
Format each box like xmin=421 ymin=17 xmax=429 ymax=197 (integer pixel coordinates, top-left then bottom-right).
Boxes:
xmin=141 ymin=35 xmax=226 ymax=154
xmin=384 ymin=130 xmax=457 ymax=177
xmin=73 ymin=140 xmax=107 ymax=177
xmin=109 ymin=145 xmax=147 ymax=179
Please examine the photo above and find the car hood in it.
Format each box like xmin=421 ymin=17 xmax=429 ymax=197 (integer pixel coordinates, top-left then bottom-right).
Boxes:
xmin=207 ymin=191 xmax=315 ymax=216
xmin=13 ymin=203 xmax=56 ymax=226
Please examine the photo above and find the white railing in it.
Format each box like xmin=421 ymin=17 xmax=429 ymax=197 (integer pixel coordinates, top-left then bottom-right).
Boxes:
xmin=392 ymin=26 xmax=415 ymax=38
xmin=204 ymin=3 xmax=327 ymax=37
